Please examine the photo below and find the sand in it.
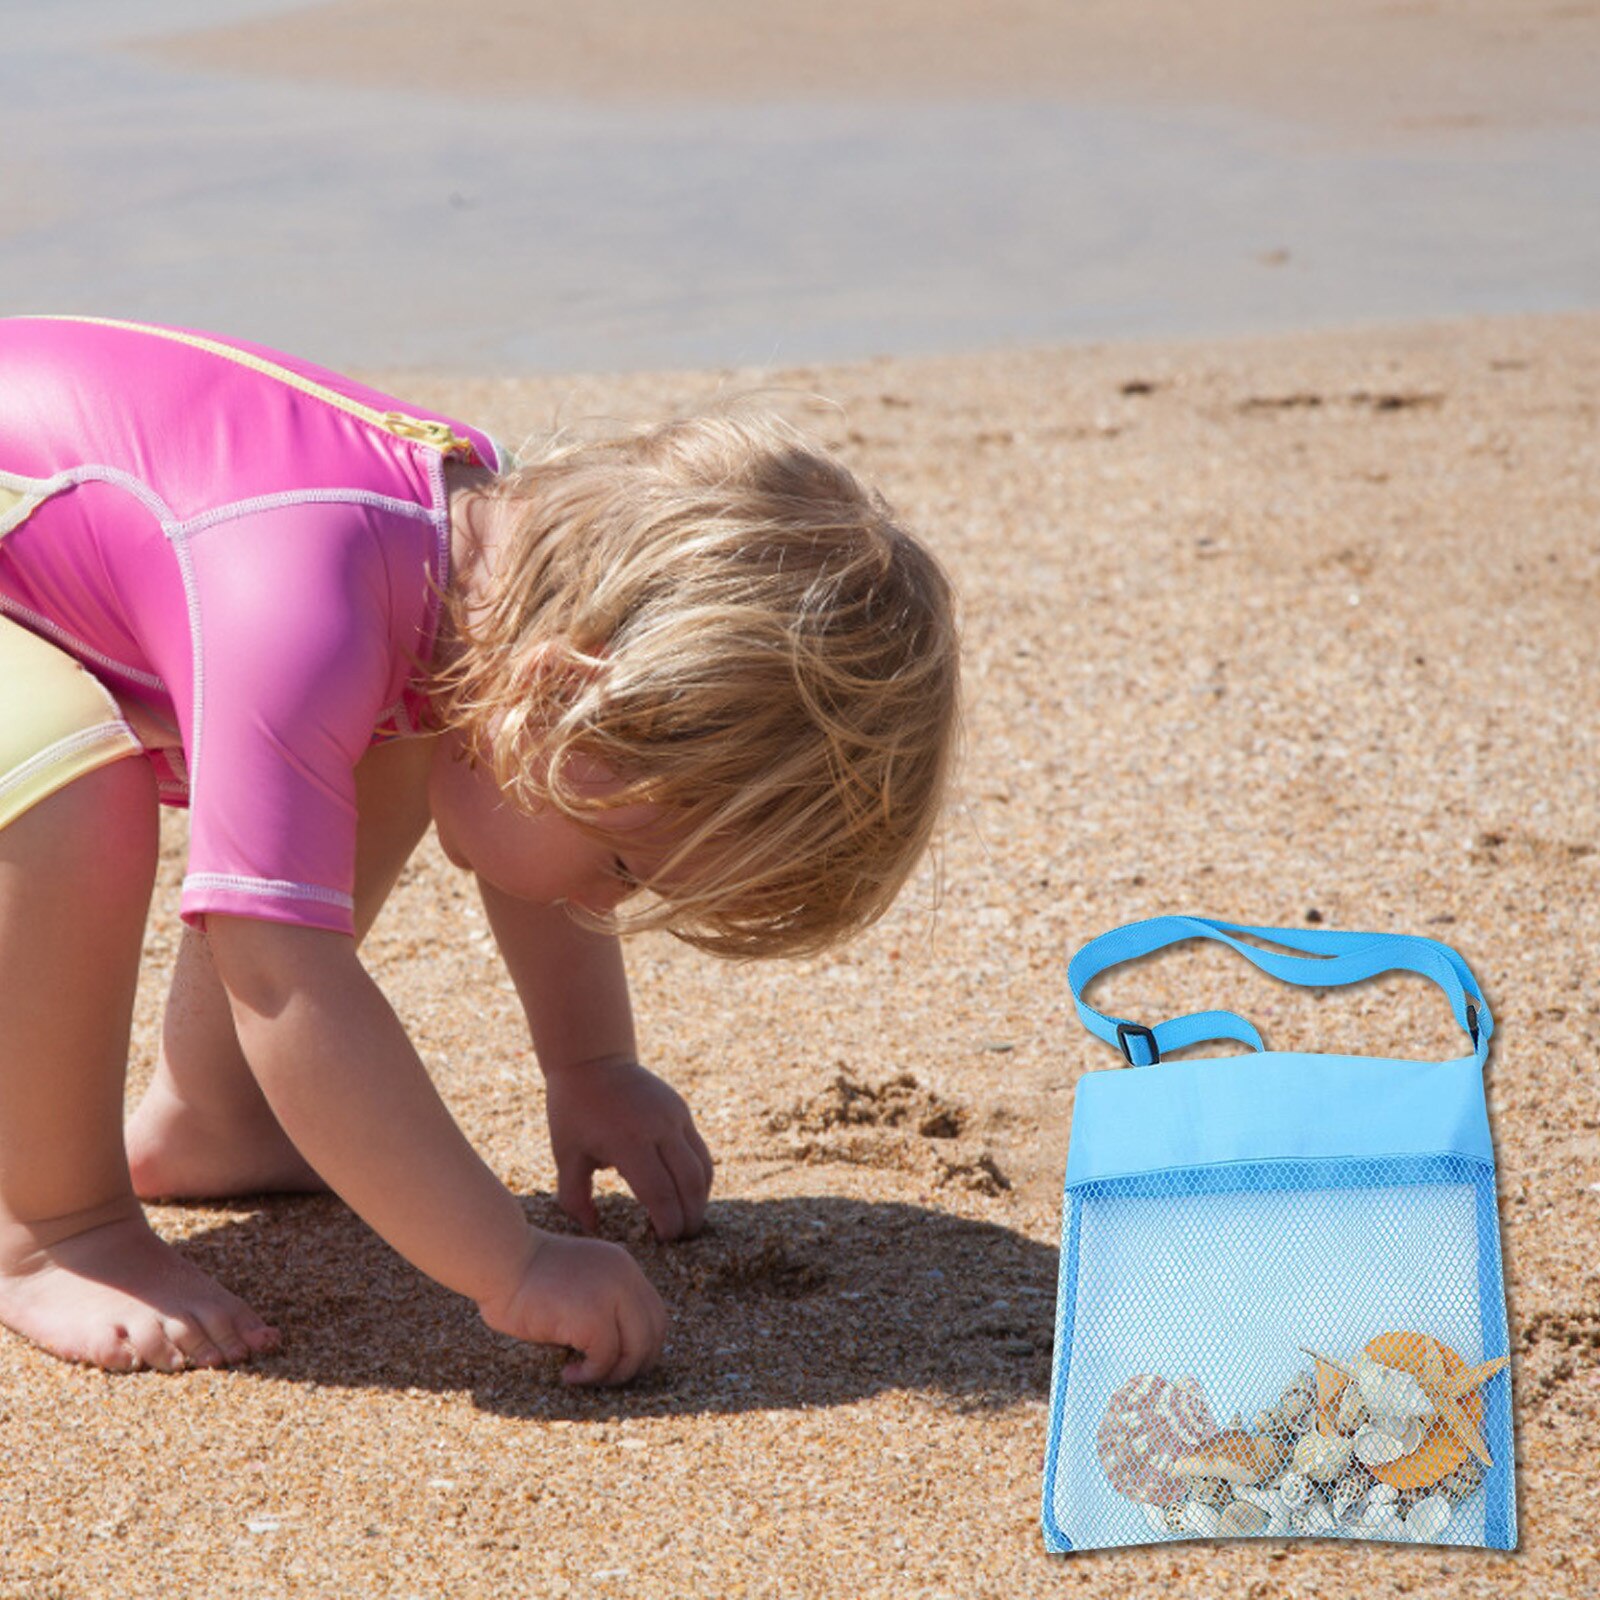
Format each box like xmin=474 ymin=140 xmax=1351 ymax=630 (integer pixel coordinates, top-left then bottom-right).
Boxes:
xmin=147 ymin=0 xmax=1600 ymax=138
xmin=1 ymin=312 xmax=1595 ymax=1598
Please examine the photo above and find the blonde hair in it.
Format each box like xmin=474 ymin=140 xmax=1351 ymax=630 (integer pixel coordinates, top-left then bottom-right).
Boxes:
xmin=432 ymin=400 xmax=962 ymax=960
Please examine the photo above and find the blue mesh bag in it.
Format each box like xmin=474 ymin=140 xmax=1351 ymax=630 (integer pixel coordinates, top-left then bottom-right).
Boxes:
xmin=1043 ymin=917 xmax=1516 ymax=1552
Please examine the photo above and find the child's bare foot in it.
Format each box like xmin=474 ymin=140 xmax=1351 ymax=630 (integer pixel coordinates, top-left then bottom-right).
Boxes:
xmin=0 ymin=1197 xmax=280 ymax=1371
xmin=126 ymin=1077 xmax=327 ymax=1201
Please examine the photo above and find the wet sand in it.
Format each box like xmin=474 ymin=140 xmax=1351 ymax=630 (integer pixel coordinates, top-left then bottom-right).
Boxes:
xmin=2 ymin=312 xmax=1596 ymax=1597
xmin=151 ymin=0 xmax=1600 ymax=137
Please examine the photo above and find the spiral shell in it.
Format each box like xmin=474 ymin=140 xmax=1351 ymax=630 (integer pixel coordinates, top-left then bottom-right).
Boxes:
xmin=1292 ymin=1427 xmax=1354 ymax=1482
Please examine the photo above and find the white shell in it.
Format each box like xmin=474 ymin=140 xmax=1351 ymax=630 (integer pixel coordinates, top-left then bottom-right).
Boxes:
xmin=1302 ymin=1500 xmax=1335 ymax=1534
xmin=1231 ymin=1485 xmax=1292 ymax=1536
xmin=1353 ymin=1424 xmax=1405 ymax=1466
xmin=1279 ymin=1384 xmax=1314 ymax=1422
xmin=1292 ymin=1428 xmax=1353 ymax=1482
xmin=1335 ymin=1381 xmax=1368 ymax=1434
xmin=1182 ymin=1501 xmax=1223 ymax=1536
xmin=1351 ymin=1352 xmax=1435 ymax=1420
xmin=1278 ymin=1471 xmax=1312 ymax=1508
xmin=1403 ymin=1494 xmax=1451 ymax=1542
xmin=1141 ymin=1502 xmax=1174 ymax=1537
xmin=1219 ymin=1500 xmax=1270 ymax=1536
xmin=1361 ymin=1506 xmax=1407 ymax=1542
xmin=1366 ymin=1481 xmax=1399 ymax=1506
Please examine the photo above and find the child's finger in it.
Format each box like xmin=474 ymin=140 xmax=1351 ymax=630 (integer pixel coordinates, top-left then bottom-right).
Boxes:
xmin=689 ymin=1122 xmax=715 ymax=1188
xmin=555 ymin=1150 xmax=599 ymax=1231
xmin=562 ymin=1307 xmax=623 ymax=1385
xmin=658 ymin=1137 xmax=711 ymax=1237
xmin=610 ymin=1295 xmax=662 ymax=1385
xmin=629 ymin=1152 xmax=686 ymax=1241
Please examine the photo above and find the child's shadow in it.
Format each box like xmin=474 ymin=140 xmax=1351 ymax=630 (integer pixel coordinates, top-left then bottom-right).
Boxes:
xmin=170 ymin=1192 xmax=1058 ymax=1420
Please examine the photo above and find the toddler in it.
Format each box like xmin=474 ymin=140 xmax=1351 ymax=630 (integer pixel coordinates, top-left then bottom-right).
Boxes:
xmin=0 ymin=316 xmax=959 ymax=1384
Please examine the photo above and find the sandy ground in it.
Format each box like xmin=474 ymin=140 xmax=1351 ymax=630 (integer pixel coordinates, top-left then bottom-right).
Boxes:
xmin=1 ymin=311 xmax=1596 ymax=1597
xmin=146 ymin=0 xmax=1600 ymax=137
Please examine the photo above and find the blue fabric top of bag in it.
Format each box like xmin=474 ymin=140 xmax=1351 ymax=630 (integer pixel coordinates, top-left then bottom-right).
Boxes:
xmin=1064 ymin=917 xmax=1496 ymax=1187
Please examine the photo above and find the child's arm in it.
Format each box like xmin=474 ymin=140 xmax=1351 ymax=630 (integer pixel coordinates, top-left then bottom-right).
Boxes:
xmin=205 ymin=914 xmax=666 ymax=1383
xmin=477 ymin=880 xmax=714 ymax=1241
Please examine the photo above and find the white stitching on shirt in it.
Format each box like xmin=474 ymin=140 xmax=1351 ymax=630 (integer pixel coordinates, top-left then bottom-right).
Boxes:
xmin=183 ymin=872 xmax=354 ymax=910
xmin=63 ymin=463 xmax=178 ymax=524
xmin=166 ymin=532 xmax=207 ymax=819
xmin=171 ymin=486 xmax=436 ymax=540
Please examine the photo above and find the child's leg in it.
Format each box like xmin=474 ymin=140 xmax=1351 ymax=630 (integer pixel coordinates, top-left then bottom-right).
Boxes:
xmin=126 ymin=735 xmax=435 ymax=1200
xmin=0 ymin=757 xmax=278 ymax=1370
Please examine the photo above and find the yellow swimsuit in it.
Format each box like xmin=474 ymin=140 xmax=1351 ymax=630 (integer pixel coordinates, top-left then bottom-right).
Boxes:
xmin=0 ymin=612 xmax=143 ymax=831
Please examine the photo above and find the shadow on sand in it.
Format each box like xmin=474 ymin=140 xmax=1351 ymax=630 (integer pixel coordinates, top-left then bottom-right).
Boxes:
xmin=168 ymin=1191 xmax=1058 ymax=1421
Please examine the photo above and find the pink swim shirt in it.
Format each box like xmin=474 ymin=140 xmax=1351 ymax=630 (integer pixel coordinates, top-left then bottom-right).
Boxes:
xmin=0 ymin=316 xmax=503 ymax=936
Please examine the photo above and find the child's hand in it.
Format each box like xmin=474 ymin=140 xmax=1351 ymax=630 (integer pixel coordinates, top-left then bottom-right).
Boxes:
xmin=545 ymin=1059 xmax=714 ymax=1241
xmin=478 ymin=1232 xmax=667 ymax=1385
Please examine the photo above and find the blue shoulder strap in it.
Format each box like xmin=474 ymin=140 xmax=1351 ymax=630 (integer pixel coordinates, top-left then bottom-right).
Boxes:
xmin=1068 ymin=915 xmax=1492 ymax=1069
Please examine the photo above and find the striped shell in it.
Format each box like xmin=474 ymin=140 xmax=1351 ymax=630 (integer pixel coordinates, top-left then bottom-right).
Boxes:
xmin=1096 ymin=1374 xmax=1219 ymax=1505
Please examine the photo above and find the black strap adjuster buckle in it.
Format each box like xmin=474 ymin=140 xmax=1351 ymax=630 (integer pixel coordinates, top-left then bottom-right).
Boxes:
xmin=1466 ymin=1002 xmax=1480 ymax=1047
xmin=1115 ymin=1022 xmax=1161 ymax=1066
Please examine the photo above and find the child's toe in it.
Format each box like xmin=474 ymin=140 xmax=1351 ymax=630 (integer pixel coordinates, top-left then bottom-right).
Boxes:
xmin=190 ymin=1304 xmax=255 ymax=1365
xmin=240 ymin=1316 xmax=281 ymax=1355
xmin=126 ymin=1316 xmax=187 ymax=1373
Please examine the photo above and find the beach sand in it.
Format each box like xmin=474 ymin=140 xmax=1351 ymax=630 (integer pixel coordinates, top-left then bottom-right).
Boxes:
xmin=149 ymin=0 xmax=1600 ymax=136
xmin=5 ymin=3 xmax=1598 ymax=1596
xmin=3 ymin=312 xmax=1594 ymax=1599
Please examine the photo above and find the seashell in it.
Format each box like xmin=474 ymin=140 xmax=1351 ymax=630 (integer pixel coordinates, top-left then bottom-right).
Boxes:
xmin=1360 ymin=1505 xmax=1407 ymax=1543
xmin=1366 ymin=1411 xmax=1427 ymax=1454
xmin=1349 ymin=1351 xmax=1435 ymax=1421
xmin=1292 ymin=1427 xmax=1353 ymax=1482
xmin=1330 ymin=1470 xmax=1370 ymax=1520
xmin=1162 ymin=1499 xmax=1188 ymax=1532
xmin=1401 ymin=1493 xmax=1451 ymax=1542
xmin=1368 ymin=1421 xmax=1466 ymax=1492
xmin=1187 ymin=1474 xmax=1232 ymax=1508
xmin=1439 ymin=1458 xmax=1484 ymax=1502
xmin=1365 ymin=1330 xmax=1500 ymax=1474
xmin=1173 ymin=1428 xmax=1285 ymax=1486
xmin=1278 ymin=1471 xmax=1312 ymax=1508
xmin=1141 ymin=1502 xmax=1173 ymax=1538
xmin=1335 ymin=1381 xmax=1369 ymax=1434
xmin=1278 ymin=1376 xmax=1315 ymax=1423
xmin=1219 ymin=1500 xmax=1270 ymax=1537
xmin=1301 ymin=1500 xmax=1335 ymax=1535
xmin=1231 ymin=1485 xmax=1293 ymax=1536
xmin=1181 ymin=1501 xmax=1223 ymax=1536
xmin=1366 ymin=1480 xmax=1398 ymax=1506
xmin=1097 ymin=1374 xmax=1220 ymax=1504
xmin=1353 ymin=1424 xmax=1406 ymax=1466
xmin=1301 ymin=1349 xmax=1352 ymax=1426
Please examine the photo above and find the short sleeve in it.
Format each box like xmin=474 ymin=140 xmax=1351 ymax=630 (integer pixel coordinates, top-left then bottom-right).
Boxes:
xmin=172 ymin=499 xmax=420 ymax=935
